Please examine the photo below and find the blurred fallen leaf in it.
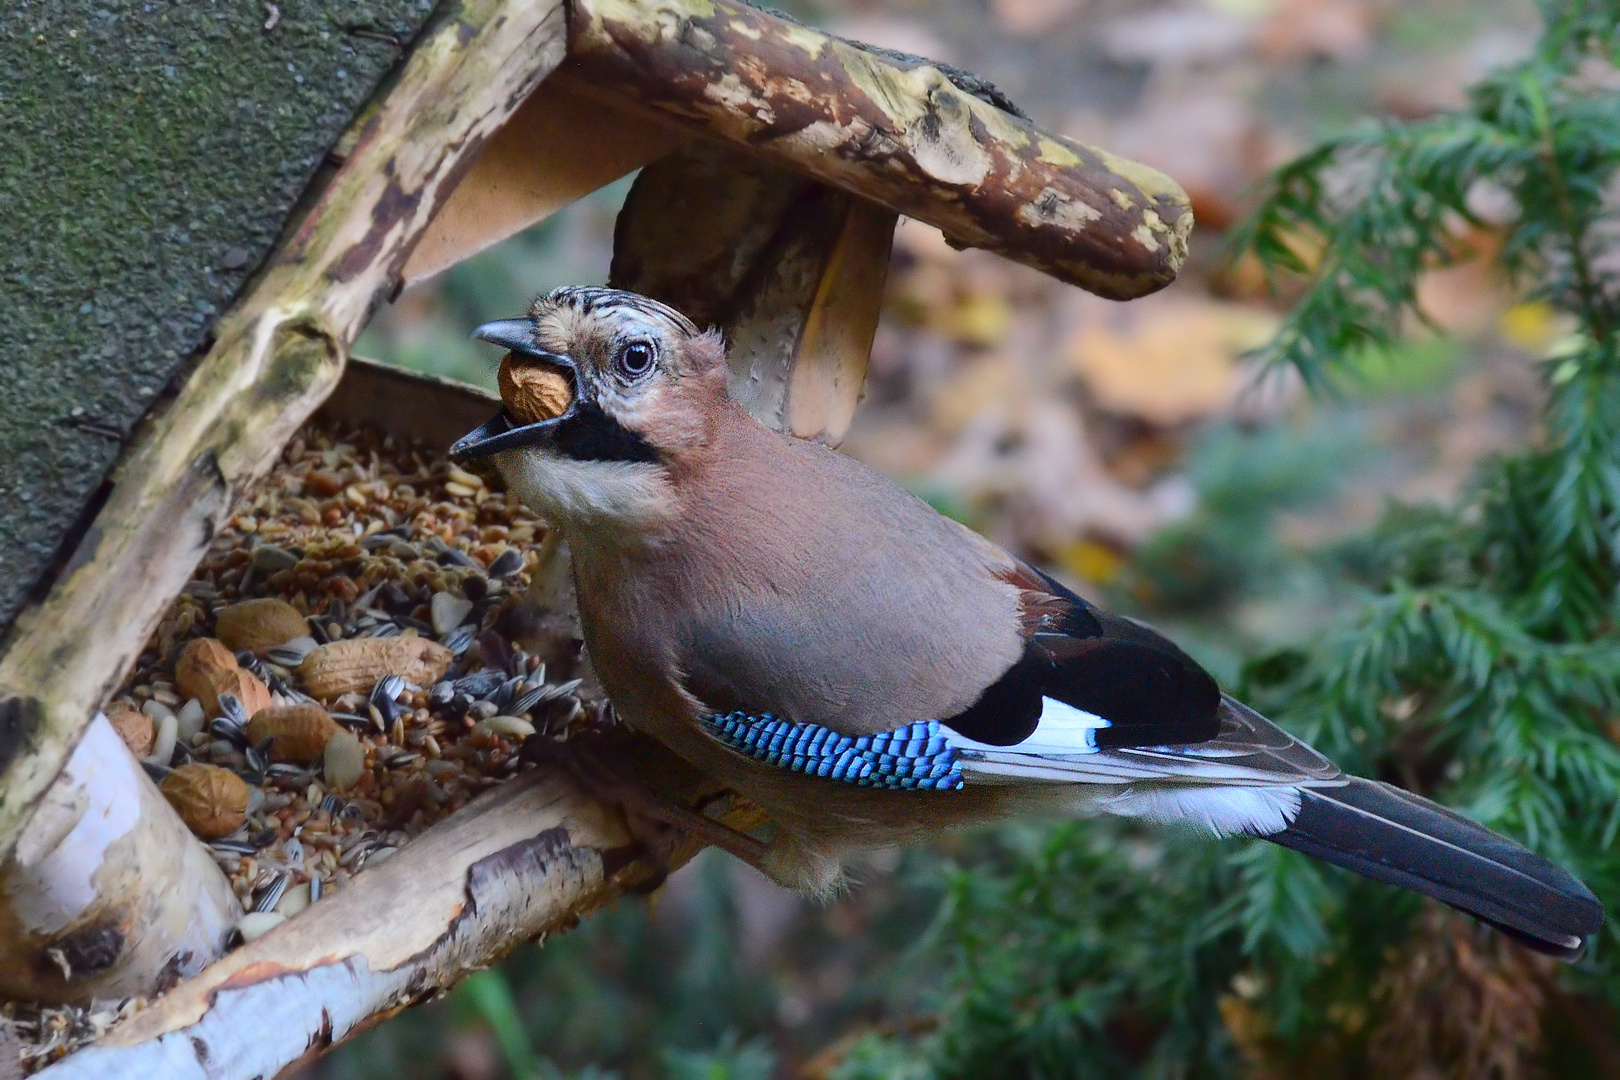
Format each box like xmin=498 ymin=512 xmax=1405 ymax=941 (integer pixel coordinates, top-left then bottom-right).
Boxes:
xmin=1255 ymin=0 xmax=1379 ymax=62
xmin=1100 ymin=8 xmax=1254 ymax=67
xmin=927 ymin=353 xmax=1023 ymax=433
xmin=1057 ymin=538 xmax=1125 ymax=584
xmin=993 ymin=0 xmax=1086 ymax=36
xmin=946 ymin=292 xmax=1014 ymax=348
xmin=1068 ymin=301 xmax=1278 ymax=424
xmin=1498 ymin=300 xmax=1576 ymax=353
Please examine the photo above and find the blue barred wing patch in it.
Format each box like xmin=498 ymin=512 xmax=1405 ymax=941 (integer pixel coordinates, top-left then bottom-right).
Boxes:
xmin=701 ymin=713 xmax=965 ymax=791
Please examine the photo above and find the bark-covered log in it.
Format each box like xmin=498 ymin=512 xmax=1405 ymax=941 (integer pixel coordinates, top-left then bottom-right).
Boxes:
xmin=0 ymin=0 xmax=568 ymax=898
xmin=401 ymin=78 xmax=692 ymax=288
xmin=562 ymin=0 xmax=1192 ymax=300
xmin=611 ymin=141 xmax=895 ymax=445
xmin=0 ymin=716 xmax=240 ymax=1004
xmin=37 ymin=734 xmax=758 ymax=1080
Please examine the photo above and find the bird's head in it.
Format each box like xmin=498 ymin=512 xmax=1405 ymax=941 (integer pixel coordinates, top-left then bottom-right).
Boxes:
xmin=450 ymin=286 xmax=729 ymax=529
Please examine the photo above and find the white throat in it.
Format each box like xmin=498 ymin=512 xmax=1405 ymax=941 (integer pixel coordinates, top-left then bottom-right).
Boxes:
xmin=496 ymin=449 xmax=674 ymax=539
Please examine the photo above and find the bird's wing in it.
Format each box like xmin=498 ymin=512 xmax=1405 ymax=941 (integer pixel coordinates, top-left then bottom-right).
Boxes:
xmin=941 ymin=561 xmax=1225 ymax=751
xmin=948 ymin=692 xmax=1340 ymax=788
xmin=698 ymin=695 xmax=1338 ymax=797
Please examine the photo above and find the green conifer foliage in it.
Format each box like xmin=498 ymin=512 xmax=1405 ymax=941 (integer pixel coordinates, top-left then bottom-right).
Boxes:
xmin=840 ymin=3 xmax=1620 ymax=1076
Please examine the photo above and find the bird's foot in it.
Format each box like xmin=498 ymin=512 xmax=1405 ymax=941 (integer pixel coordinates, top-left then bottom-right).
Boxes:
xmin=519 ymin=734 xmax=770 ymax=882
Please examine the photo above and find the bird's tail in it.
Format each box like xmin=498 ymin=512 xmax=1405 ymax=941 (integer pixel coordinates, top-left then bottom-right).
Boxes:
xmin=1267 ymin=777 xmax=1603 ymax=960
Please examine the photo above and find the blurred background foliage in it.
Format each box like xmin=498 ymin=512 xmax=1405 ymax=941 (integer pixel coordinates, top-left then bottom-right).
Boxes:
xmin=324 ymin=0 xmax=1620 ymax=1076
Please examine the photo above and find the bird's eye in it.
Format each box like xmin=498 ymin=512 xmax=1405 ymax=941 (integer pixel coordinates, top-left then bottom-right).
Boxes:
xmin=616 ymin=341 xmax=655 ymax=380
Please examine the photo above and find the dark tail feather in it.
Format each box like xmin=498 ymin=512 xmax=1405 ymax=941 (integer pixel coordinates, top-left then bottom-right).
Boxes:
xmin=1268 ymin=778 xmax=1604 ymax=960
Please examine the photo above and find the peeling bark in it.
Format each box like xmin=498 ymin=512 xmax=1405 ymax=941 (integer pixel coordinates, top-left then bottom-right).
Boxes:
xmin=0 ymin=0 xmax=570 ymax=996
xmin=611 ymin=141 xmax=895 ymax=445
xmin=0 ymin=717 xmax=240 ymax=1004
xmin=564 ymin=0 xmax=1192 ymax=300
xmin=38 ymin=735 xmax=754 ymax=1080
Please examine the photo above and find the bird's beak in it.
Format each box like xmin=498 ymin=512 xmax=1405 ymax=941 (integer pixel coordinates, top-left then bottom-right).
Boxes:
xmin=450 ymin=319 xmax=580 ymax=463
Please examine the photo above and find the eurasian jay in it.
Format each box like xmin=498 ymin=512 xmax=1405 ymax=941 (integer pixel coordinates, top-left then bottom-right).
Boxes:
xmin=451 ymin=285 xmax=1603 ymax=959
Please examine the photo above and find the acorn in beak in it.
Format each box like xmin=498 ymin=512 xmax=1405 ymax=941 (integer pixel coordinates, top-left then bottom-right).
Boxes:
xmin=449 ymin=319 xmax=579 ymax=462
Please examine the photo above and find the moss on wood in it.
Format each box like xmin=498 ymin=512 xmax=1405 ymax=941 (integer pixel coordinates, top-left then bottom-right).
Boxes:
xmin=0 ymin=0 xmax=437 ymax=634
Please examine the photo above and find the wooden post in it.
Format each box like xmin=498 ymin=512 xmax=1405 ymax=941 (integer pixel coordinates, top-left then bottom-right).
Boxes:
xmin=0 ymin=716 xmax=240 ymax=1004
xmin=611 ymin=141 xmax=896 ymax=446
xmin=400 ymin=79 xmax=692 ymax=289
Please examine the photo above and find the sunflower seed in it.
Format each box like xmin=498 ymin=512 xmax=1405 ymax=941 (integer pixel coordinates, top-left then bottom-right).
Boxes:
xmin=437 ymin=547 xmax=479 ymax=569
xmin=210 ymin=717 xmax=248 ymax=747
xmin=211 ymin=839 xmax=257 ymax=855
xmin=140 ymin=760 xmax=173 ymax=782
xmin=509 ymin=685 xmax=547 ymax=716
xmin=441 ymin=624 xmax=477 ymax=656
xmin=370 ymin=675 xmax=405 ymax=704
xmin=236 ymin=652 xmax=270 ymax=680
xmin=488 ymin=549 xmax=523 ymax=577
xmin=254 ymin=872 xmax=289 ymax=913
xmin=428 ymin=681 xmax=455 ymax=706
xmin=267 ymin=637 xmax=318 ymax=666
xmin=338 ymin=840 xmax=375 ymax=868
xmin=320 ymin=794 xmax=344 ymax=815
xmin=218 ymin=693 xmax=249 ymax=727
xmin=454 ymin=670 xmax=503 ymax=698
xmin=309 ymin=876 xmax=323 ymax=903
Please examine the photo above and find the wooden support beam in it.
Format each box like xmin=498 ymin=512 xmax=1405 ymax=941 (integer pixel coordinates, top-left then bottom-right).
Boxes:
xmin=401 ymin=78 xmax=691 ymax=289
xmin=38 ymin=734 xmax=758 ymax=1080
xmin=611 ymin=141 xmax=895 ymax=445
xmin=564 ymin=0 xmax=1191 ymax=301
xmin=0 ymin=0 xmax=570 ymax=998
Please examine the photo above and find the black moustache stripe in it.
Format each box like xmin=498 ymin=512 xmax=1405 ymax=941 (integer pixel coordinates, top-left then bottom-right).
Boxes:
xmin=550 ymin=401 xmax=660 ymax=464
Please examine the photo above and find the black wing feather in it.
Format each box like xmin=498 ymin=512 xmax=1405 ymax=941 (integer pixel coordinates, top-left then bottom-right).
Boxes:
xmin=944 ymin=568 xmax=1221 ymax=748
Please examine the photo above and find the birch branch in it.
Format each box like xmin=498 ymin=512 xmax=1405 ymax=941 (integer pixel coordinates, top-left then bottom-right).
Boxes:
xmin=39 ymin=736 xmax=750 ymax=1080
xmin=0 ymin=717 xmax=240 ymax=1004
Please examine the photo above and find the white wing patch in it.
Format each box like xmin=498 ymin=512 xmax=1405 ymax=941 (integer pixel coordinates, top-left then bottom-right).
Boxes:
xmin=1095 ymin=785 xmax=1301 ymax=837
xmin=940 ymin=694 xmax=1339 ymax=838
xmin=941 ymin=697 xmax=1110 ymax=755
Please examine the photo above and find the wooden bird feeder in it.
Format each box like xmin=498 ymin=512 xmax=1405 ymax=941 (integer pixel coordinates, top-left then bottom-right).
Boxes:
xmin=0 ymin=0 xmax=1189 ymax=1074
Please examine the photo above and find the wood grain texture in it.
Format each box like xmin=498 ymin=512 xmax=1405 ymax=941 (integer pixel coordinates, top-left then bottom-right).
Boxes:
xmin=0 ymin=716 xmax=241 ymax=1004
xmin=611 ymin=140 xmax=894 ymax=445
xmin=565 ymin=0 xmax=1191 ymax=299
xmin=39 ymin=734 xmax=757 ymax=1080
xmin=401 ymin=79 xmax=692 ymax=288
xmin=0 ymin=0 xmax=569 ymax=997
